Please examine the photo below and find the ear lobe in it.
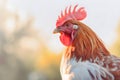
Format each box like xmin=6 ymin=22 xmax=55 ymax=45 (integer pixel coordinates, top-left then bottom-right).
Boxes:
xmin=73 ymin=25 xmax=78 ymax=29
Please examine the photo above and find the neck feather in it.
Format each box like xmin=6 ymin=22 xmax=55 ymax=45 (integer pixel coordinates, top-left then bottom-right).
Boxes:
xmin=65 ymin=21 xmax=110 ymax=61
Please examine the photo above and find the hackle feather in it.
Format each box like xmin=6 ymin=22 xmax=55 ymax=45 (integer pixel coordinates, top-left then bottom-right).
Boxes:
xmin=65 ymin=20 xmax=110 ymax=61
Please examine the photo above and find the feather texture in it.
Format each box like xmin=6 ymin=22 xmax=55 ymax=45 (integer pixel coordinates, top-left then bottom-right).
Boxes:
xmin=54 ymin=5 xmax=120 ymax=80
xmin=60 ymin=56 xmax=115 ymax=80
xmin=65 ymin=20 xmax=110 ymax=61
xmin=60 ymin=21 xmax=120 ymax=80
xmin=61 ymin=53 xmax=120 ymax=80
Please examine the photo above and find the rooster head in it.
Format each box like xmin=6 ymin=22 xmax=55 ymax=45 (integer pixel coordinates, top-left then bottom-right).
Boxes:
xmin=53 ymin=5 xmax=110 ymax=60
xmin=53 ymin=5 xmax=87 ymax=46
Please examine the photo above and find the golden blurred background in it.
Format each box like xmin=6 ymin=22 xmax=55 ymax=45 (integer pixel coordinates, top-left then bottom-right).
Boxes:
xmin=0 ymin=0 xmax=120 ymax=80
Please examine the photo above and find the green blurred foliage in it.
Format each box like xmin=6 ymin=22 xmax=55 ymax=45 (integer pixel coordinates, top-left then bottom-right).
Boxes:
xmin=32 ymin=40 xmax=62 ymax=80
xmin=0 ymin=1 xmax=62 ymax=80
xmin=0 ymin=1 xmax=37 ymax=80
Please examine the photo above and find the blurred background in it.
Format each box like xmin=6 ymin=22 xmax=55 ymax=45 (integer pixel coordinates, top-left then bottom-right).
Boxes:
xmin=0 ymin=0 xmax=120 ymax=80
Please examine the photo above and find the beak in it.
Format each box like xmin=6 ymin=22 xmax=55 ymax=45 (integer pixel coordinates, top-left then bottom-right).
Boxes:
xmin=53 ymin=28 xmax=60 ymax=34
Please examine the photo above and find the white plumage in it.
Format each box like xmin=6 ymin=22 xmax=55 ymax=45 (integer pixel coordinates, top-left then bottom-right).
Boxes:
xmin=60 ymin=55 xmax=114 ymax=80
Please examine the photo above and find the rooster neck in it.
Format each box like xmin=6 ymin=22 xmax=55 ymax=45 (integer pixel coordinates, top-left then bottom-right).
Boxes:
xmin=64 ymin=22 xmax=110 ymax=61
xmin=65 ymin=47 xmax=105 ymax=62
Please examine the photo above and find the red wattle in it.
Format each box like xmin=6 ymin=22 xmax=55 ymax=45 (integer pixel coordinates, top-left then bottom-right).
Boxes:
xmin=60 ymin=33 xmax=72 ymax=46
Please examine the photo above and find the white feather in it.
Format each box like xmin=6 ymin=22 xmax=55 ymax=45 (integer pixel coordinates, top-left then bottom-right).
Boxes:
xmin=60 ymin=56 xmax=114 ymax=80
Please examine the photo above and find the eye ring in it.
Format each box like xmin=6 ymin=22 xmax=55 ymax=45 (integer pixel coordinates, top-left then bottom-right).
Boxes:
xmin=73 ymin=25 xmax=78 ymax=29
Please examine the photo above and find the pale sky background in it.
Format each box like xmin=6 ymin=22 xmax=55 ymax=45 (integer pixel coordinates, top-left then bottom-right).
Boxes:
xmin=4 ymin=0 xmax=120 ymax=53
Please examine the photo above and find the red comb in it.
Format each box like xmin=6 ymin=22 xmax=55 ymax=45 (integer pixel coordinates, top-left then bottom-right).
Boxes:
xmin=56 ymin=5 xmax=87 ymax=27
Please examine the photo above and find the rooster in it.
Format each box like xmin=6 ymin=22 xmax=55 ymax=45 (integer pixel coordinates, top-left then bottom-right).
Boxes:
xmin=53 ymin=5 xmax=120 ymax=80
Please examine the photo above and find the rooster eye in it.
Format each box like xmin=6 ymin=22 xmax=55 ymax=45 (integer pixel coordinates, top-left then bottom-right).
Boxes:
xmin=65 ymin=23 xmax=69 ymax=27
